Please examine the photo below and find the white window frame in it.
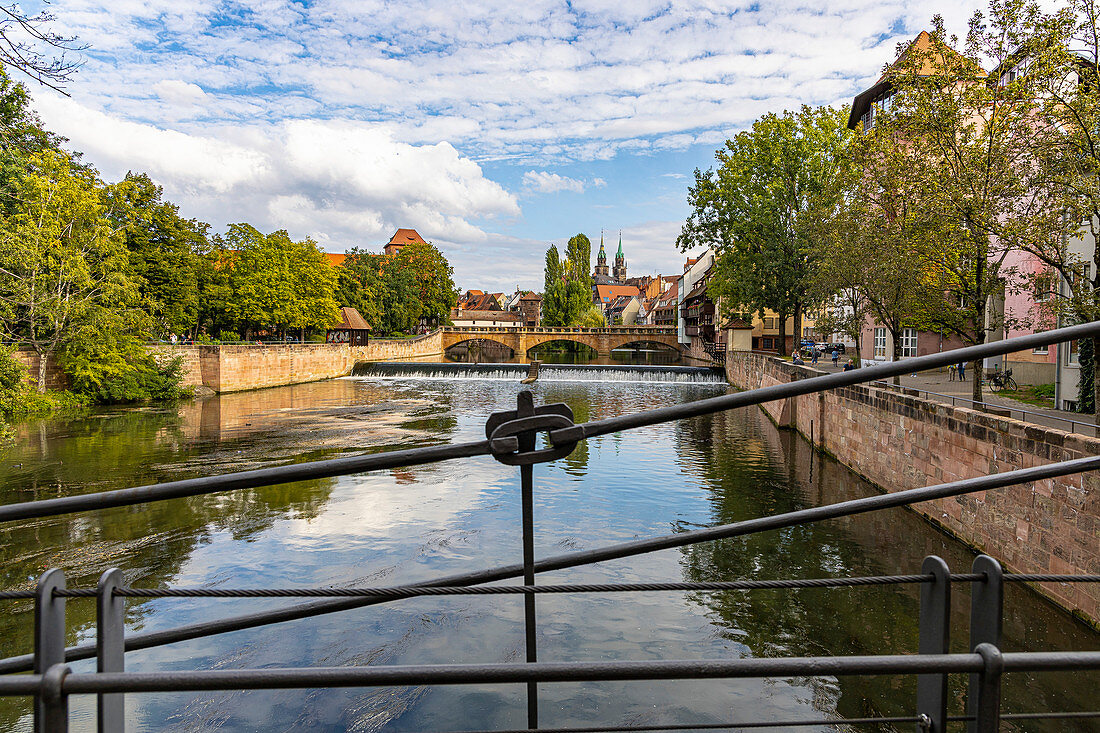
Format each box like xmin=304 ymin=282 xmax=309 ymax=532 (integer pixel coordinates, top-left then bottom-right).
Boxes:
xmin=874 ymin=328 xmax=887 ymax=359
xmin=900 ymin=328 xmax=918 ymax=358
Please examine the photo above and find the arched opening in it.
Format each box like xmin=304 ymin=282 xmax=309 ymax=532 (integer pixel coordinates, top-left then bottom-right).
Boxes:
xmin=610 ymin=340 xmax=681 ymax=365
xmin=526 ymin=339 xmax=598 ymax=364
xmin=444 ymin=338 xmax=515 ymax=363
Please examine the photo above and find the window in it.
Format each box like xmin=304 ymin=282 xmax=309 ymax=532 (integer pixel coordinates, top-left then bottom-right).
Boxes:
xmin=764 ymin=317 xmax=776 ymax=329
xmin=1067 ymin=339 xmax=1079 ymax=365
xmin=874 ymin=328 xmax=887 ymax=359
xmin=900 ymin=328 xmax=918 ymax=358
xmin=761 ymin=337 xmax=773 ymax=349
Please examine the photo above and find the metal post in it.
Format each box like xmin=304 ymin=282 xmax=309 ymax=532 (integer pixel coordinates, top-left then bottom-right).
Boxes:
xmin=971 ymin=643 xmax=1003 ymax=732
xmin=41 ymin=663 xmax=71 ymax=733
xmin=967 ymin=556 xmax=1002 ymax=733
xmin=35 ymin=569 xmax=66 ymax=733
xmin=97 ymin=568 xmax=126 ymax=732
xmin=517 ymin=390 xmax=539 ymax=729
xmin=916 ymin=556 xmax=950 ymax=732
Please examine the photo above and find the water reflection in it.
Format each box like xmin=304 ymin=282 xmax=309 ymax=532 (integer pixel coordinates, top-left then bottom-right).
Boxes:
xmin=0 ymin=378 xmax=1094 ymax=731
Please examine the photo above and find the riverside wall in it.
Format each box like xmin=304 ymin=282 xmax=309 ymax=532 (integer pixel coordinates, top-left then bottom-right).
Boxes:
xmin=726 ymin=351 xmax=1100 ymax=626
xmin=148 ymin=330 xmax=443 ymax=393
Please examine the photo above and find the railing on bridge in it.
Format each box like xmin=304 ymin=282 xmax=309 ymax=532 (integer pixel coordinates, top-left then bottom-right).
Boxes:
xmin=3 ymin=323 xmax=1100 ymax=732
xmin=443 ymin=325 xmax=677 ymax=334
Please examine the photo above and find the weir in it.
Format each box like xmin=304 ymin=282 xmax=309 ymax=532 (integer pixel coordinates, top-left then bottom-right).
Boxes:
xmin=350 ymin=361 xmax=726 ymax=384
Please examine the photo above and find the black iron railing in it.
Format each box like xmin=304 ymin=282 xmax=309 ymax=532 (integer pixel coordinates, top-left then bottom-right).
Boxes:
xmin=3 ymin=322 xmax=1100 ymax=732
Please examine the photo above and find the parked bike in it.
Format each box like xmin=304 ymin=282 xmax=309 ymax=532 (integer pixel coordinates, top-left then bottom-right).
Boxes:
xmin=988 ymin=368 xmax=1018 ymax=392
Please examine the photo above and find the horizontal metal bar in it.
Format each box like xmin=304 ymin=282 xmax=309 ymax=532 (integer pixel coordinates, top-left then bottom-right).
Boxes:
xmin=425 ymin=716 xmax=924 ymax=733
xmin=3 ymin=651 xmax=1098 ymax=697
xmin=16 ymin=575 xmax=933 ymax=600
xmin=1002 ymin=574 xmax=1100 ymax=583
xmin=3 ymin=454 xmax=1096 ymax=675
xmin=49 ymin=654 xmax=996 ymax=694
xmin=0 ymin=439 xmax=493 ymax=523
xmin=549 ymin=321 xmax=1100 ymax=445
xmin=1001 ymin=711 xmax=1100 ymax=720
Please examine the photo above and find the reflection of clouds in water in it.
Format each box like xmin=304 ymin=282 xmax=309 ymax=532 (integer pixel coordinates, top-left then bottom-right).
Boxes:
xmin=280 ymin=456 xmax=510 ymax=549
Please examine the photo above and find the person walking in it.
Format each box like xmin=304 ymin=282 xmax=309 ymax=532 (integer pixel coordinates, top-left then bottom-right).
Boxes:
xmin=843 ymin=358 xmax=856 ymax=371
xmin=830 ymin=347 xmax=839 ymax=367
xmin=810 ymin=345 xmax=819 ymax=365
xmin=957 ymin=362 xmax=966 ymax=381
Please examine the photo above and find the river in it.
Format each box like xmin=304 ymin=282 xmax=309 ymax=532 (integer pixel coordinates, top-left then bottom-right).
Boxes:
xmin=0 ymin=369 xmax=1097 ymax=731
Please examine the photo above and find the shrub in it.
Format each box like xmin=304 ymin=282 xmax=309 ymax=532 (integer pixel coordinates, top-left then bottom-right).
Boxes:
xmin=1033 ymin=383 xmax=1055 ymax=398
xmin=217 ymin=330 xmax=241 ymax=343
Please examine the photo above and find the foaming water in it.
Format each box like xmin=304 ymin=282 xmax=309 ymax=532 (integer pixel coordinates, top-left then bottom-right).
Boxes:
xmin=350 ymin=361 xmax=726 ymax=384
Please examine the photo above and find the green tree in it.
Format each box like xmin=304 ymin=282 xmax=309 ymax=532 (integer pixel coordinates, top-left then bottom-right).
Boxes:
xmin=0 ymin=149 xmax=138 ymax=391
xmin=215 ymin=224 xmax=339 ymax=339
xmin=337 ymin=248 xmax=385 ymax=329
xmin=105 ymin=172 xmax=209 ymax=337
xmin=542 ymin=235 xmax=593 ymax=327
xmin=880 ymin=10 xmax=1065 ymax=401
xmin=543 ymin=245 xmax=565 ymax=326
xmin=680 ymin=106 xmax=852 ymax=352
xmin=390 ymin=241 xmax=457 ymax=328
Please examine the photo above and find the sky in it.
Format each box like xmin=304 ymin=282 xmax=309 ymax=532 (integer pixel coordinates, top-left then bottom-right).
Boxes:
xmin=24 ymin=0 xmax=984 ymax=292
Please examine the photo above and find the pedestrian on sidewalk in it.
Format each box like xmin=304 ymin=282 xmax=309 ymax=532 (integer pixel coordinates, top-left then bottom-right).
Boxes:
xmin=957 ymin=362 xmax=966 ymax=381
xmin=810 ymin=346 xmax=819 ymax=365
xmin=843 ymin=358 xmax=856 ymax=371
xmin=831 ymin=347 xmax=839 ymax=367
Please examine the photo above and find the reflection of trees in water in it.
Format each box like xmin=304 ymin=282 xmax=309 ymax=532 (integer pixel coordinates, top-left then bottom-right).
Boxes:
xmin=445 ymin=339 xmax=515 ymax=362
xmin=0 ymin=405 xmax=342 ymax=729
xmin=674 ymin=408 xmax=1100 ymax=730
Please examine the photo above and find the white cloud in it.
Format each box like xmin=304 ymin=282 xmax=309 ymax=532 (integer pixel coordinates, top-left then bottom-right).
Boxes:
xmin=153 ymin=79 xmax=208 ymax=106
xmin=33 ymin=96 xmax=520 ymax=251
xmin=44 ymin=0 xmax=984 ymax=162
xmin=591 ymin=177 xmax=607 ymax=187
xmin=522 ymin=170 xmax=586 ymax=194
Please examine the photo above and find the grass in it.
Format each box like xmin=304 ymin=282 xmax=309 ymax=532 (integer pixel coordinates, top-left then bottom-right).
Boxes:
xmin=998 ymin=383 xmax=1055 ymax=408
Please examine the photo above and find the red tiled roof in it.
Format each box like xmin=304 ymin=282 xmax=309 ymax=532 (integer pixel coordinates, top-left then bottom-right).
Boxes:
xmin=388 ymin=228 xmax=427 ymax=246
xmin=594 ymin=284 xmax=640 ymax=303
xmin=324 ymin=252 xmax=347 ymax=267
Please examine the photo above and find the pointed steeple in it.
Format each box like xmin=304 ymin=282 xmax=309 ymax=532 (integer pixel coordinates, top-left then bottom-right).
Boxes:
xmin=617 ymin=231 xmax=623 ymax=258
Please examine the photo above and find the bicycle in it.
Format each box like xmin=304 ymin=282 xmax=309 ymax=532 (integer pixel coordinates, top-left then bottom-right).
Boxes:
xmin=988 ymin=368 xmax=1018 ymax=392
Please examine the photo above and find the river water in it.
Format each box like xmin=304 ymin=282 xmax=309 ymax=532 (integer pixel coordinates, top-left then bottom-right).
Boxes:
xmin=0 ymin=370 xmax=1097 ymax=731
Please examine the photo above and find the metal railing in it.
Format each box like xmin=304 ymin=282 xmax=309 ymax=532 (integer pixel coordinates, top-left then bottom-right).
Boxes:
xmin=869 ymin=380 xmax=1097 ymax=435
xmin=4 ymin=322 xmax=1100 ymax=732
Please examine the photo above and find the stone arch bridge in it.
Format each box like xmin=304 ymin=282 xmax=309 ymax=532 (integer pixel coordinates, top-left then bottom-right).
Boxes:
xmin=442 ymin=326 xmax=681 ymax=357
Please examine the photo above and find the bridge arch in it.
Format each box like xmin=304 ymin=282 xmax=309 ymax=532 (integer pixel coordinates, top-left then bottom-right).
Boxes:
xmin=443 ymin=337 xmax=516 ymax=360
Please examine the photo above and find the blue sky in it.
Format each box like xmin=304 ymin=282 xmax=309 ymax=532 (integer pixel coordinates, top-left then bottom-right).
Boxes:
xmin=26 ymin=0 xmax=983 ymax=291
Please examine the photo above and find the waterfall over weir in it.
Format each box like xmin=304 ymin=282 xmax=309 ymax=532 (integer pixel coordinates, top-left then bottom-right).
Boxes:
xmin=350 ymin=362 xmax=727 ymax=384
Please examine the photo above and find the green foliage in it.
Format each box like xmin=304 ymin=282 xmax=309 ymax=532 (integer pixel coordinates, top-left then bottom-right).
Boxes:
xmin=58 ymin=335 xmax=189 ymax=403
xmin=0 ymin=347 xmax=86 ymax=416
xmin=338 ymin=241 xmax=456 ymax=335
xmin=1033 ymin=383 xmax=1055 ymax=399
xmin=1078 ymin=338 xmax=1095 ymax=414
xmin=681 ymin=106 xmax=852 ymax=343
xmin=217 ymin=330 xmax=241 ymax=343
xmin=106 ymin=172 xmax=208 ymax=336
xmin=576 ymin=305 xmax=606 ymax=327
xmin=542 ymin=235 xmax=593 ymax=326
xmin=214 ymin=224 xmax=340 ymax=338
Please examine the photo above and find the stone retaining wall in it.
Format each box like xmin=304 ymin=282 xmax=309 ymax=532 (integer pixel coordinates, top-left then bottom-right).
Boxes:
xmin=726 ymin=351 xmax=1100 ymax=626
xmin=149 ymin=331 xmax=443 ymax=393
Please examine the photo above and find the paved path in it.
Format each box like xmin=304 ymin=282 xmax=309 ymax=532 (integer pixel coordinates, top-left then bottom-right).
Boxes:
xmin=802 ymin=359 xmax=1097 ymax=437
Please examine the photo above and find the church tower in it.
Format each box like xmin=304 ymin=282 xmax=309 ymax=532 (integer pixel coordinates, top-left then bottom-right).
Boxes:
xmin=612 ymin=232 xmax=627 ymax=281
xmin=594 ymin=231 xmax=609 ymax=278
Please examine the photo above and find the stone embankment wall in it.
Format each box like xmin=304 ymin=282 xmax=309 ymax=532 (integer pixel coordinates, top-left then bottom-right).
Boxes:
xmin=149 ymin=331 xmax=442 ymax=393
xmin=11 ymin=350 xmax=69 ymax=390
xmin=726 ymin=351 xmax=1100 ymax=626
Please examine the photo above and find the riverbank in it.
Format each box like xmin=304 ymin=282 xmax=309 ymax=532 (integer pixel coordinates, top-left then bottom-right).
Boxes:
xmin=726 ymin=350 xmax=1100 ymax=628
xmin=147 ymin=331 xmax=444 ymax=393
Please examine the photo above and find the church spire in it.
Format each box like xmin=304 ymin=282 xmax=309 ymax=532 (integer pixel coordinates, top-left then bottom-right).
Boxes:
xmin=617 ymin=231 xmax=623 ymax=258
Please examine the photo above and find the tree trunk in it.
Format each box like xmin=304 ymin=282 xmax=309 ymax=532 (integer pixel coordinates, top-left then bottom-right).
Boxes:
xmin=778 ymin=313 xmax=787 ymax=356
xmin=36 ymin=350 xmax=47 ymax=393
xmin=300 ymin=327 xmax=305 ymax=343
xmin=890 ymin=328 xmax=902 ymax=386
xmin=793 ymin=304 xmax=802 ymax=354
xmin=972 ymin=360 xmax=983 ymax=405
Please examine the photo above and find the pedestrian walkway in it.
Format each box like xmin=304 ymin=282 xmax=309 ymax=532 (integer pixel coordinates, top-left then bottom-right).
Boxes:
xmin=809 ymin=362 xmax=1097 ymax=437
